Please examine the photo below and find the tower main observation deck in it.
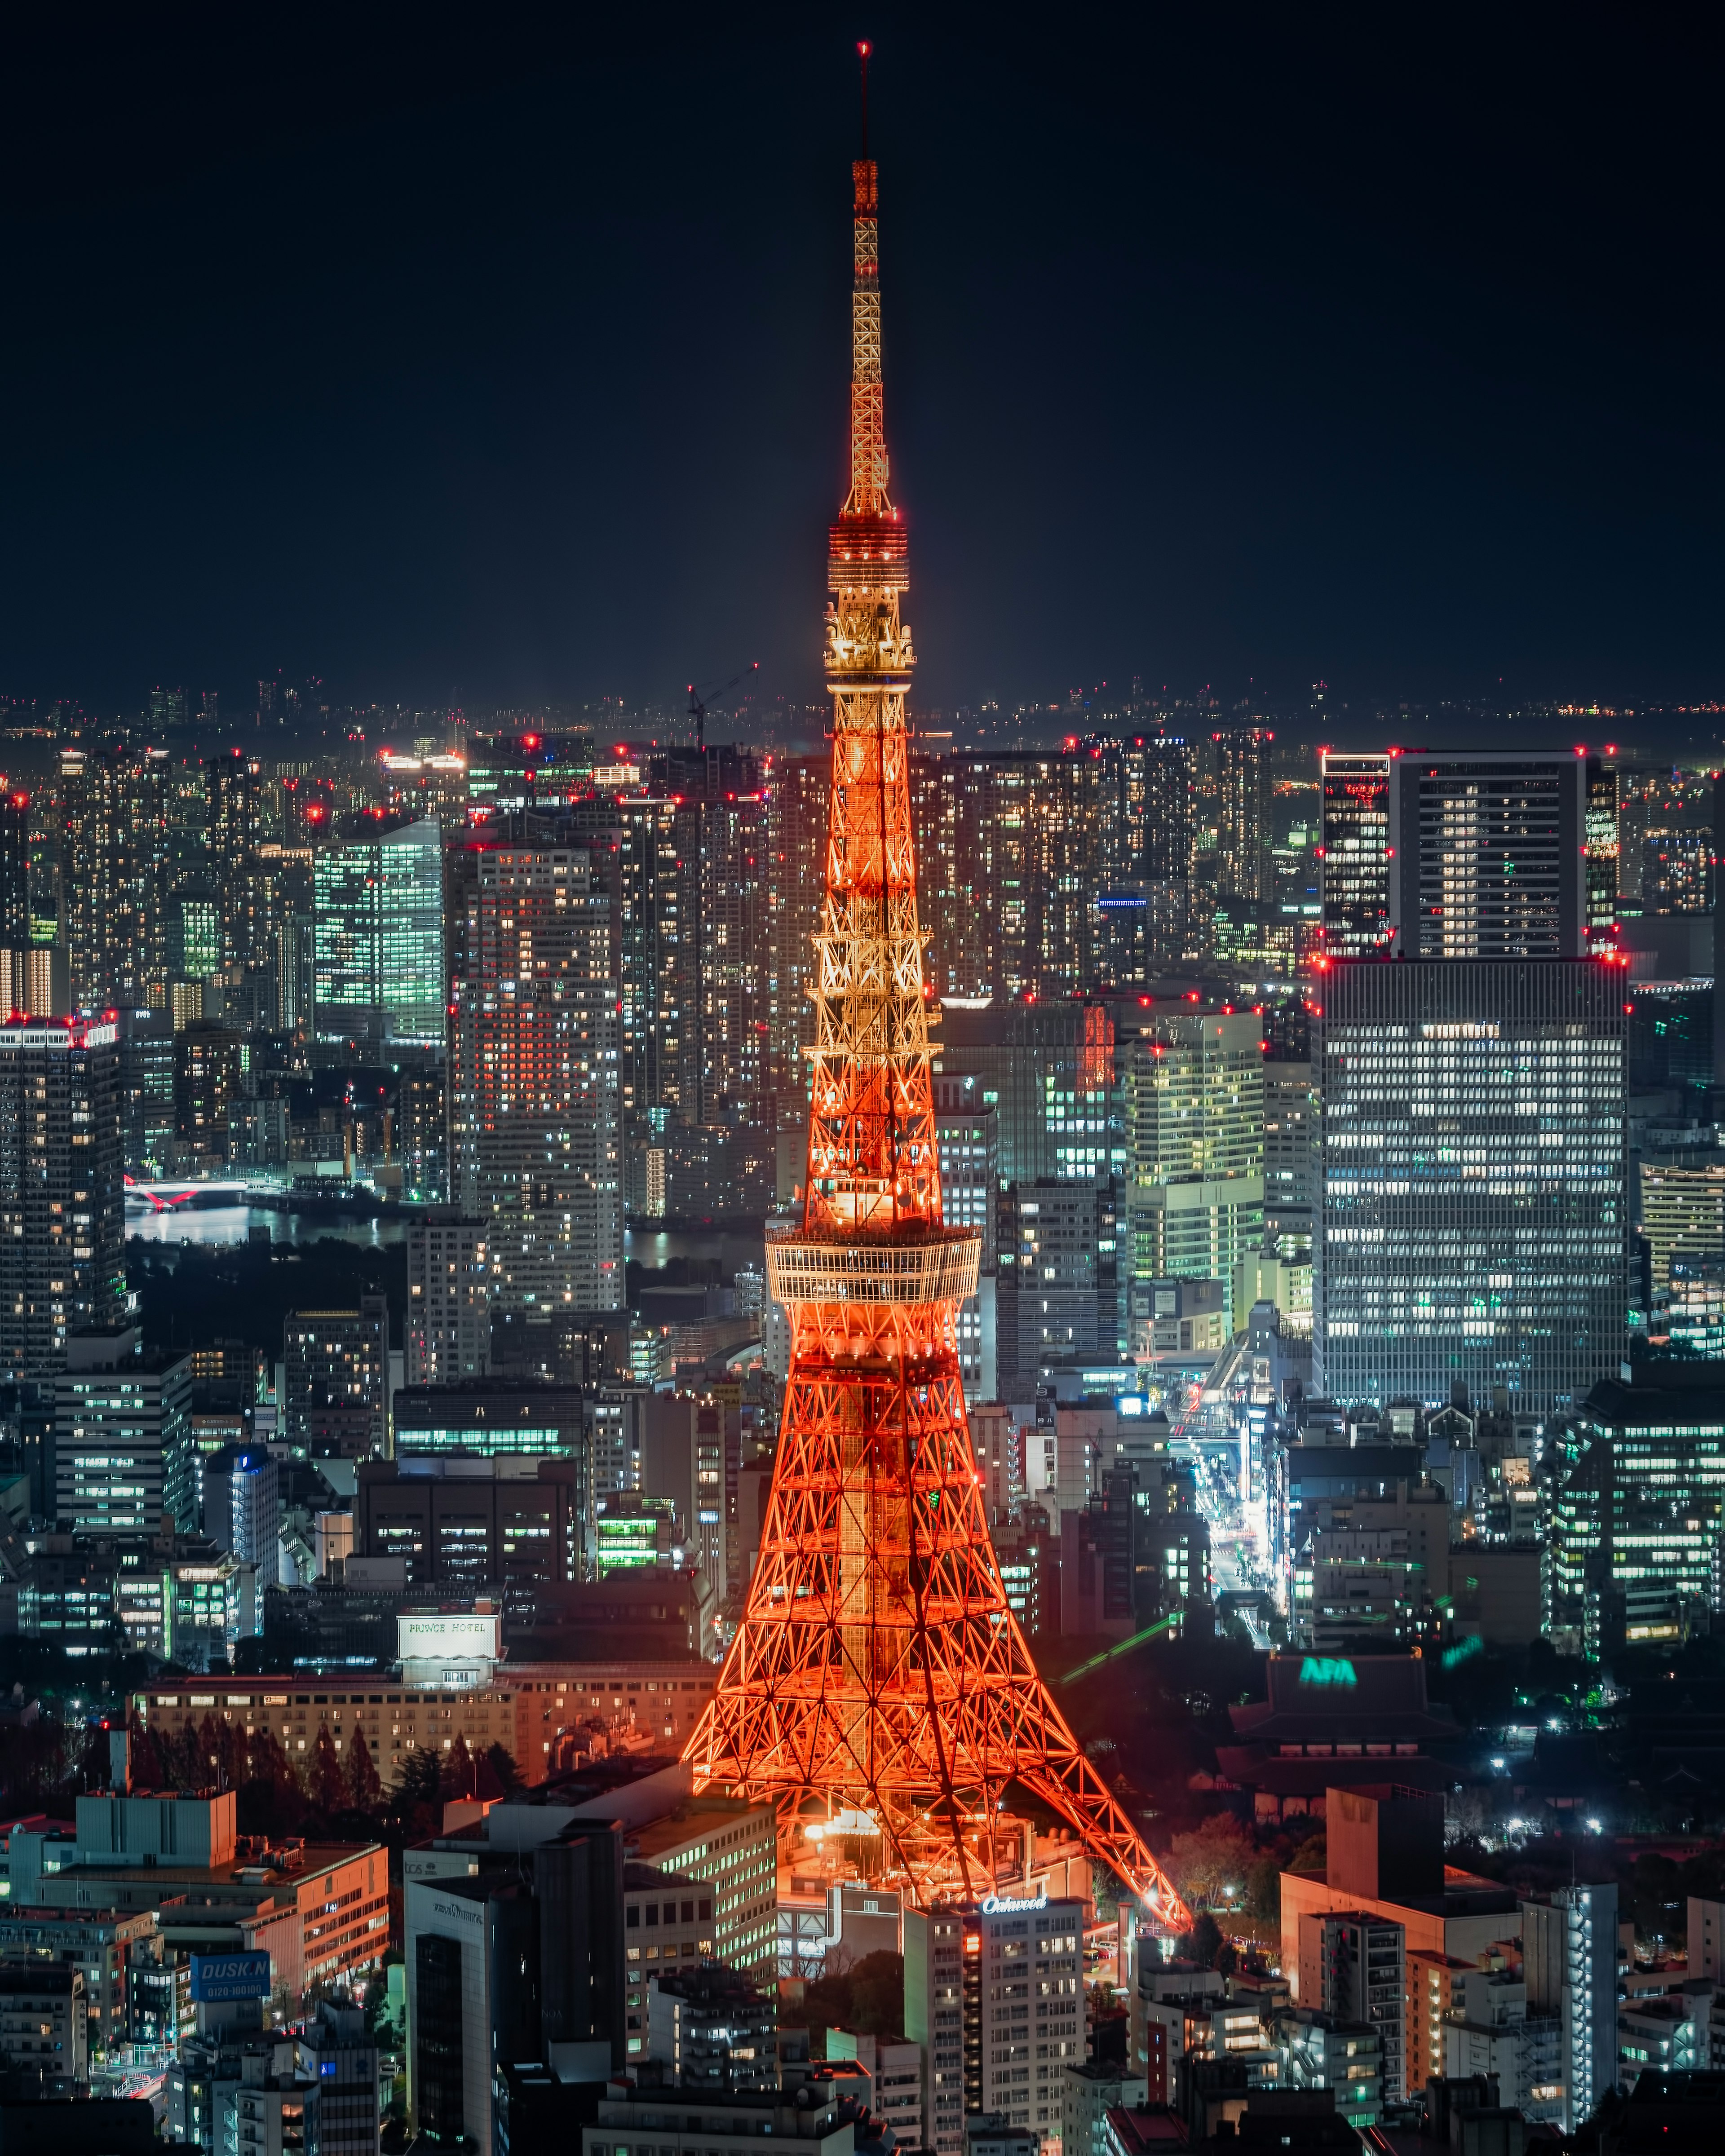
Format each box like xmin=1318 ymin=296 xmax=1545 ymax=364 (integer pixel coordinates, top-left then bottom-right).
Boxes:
xmin=685 ymin=66 xmax=1190 ymax=1931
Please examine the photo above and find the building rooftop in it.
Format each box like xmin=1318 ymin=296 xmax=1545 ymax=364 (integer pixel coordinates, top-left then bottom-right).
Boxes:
xmin=1102 ymin=2106 xmax=1188 ymax=2155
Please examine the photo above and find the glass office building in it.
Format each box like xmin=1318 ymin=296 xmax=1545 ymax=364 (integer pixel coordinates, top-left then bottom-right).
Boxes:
xmin=314 ymin=813 xmax=444 ymax=1046
xmin=1318 ymin=959 xmax=1626 ymax=1413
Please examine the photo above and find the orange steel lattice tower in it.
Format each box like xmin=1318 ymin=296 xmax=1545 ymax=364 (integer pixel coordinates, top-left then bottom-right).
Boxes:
xmin=686 ymin=53 xmax=1191 ymax=1931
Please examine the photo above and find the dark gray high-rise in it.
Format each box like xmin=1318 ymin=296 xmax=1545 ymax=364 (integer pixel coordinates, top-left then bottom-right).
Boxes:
xmin=1387 ymin=751 xmax=1587 ymax=958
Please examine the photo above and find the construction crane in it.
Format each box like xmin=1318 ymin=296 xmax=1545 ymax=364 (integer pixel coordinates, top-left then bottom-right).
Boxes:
xmin=686 ymin=662 xmax=759 ymax=752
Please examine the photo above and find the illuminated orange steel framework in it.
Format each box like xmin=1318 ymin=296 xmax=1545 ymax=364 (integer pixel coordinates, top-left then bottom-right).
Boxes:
xmin=687 ymin=71 xmax=1191 ymax=1930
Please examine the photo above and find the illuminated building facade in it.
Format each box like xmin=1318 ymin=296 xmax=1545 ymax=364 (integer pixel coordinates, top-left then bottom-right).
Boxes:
xmin=1545 ymin=1368 xmax=1725 ymax=1659
xmin=1584 ymin=755 xmax=1619 ymax=953
xmin=53 ymin=1337 xmax=194 ymax=1536
xmin=688 ymin=81 xmax=1189 ymax=1927
xmin=1215 ymin=723 xmax=1271 ymax=905
xmin=1319 ymin=751 xmax=1391 ymax=956
xmin=0 ymin=1018 xmax=127 ymax=1378
xmin=447 ymin=839 xmax=622 ymax=1314
xmin=1637 ymin=1159 xmax=1725 ymax=1293
xmin=60 ymin=743 xmax=172 ymax=1011
xmin=207 ymin=749 xmax=263 ymax=965
xmin=1318 ymin=959 xmax=1626 ymax=1412
xmin=405 ymin=1214 xmax=492 ymax=1384
xmin=996 ymin=1178 xmax=1124 ymax=1394
xmin=313 ymin=813 xmax=444 ymax=1046
xmin=933 ymin=1072 xmax=997 ymax=1398
xmin=1387 ymin=751 xmax=1587 ymax=957
xmin=771 ymin=752 xmax=835 ymax=1076
xmin=1127 ymin=1011 xmax=1265 ymax=1284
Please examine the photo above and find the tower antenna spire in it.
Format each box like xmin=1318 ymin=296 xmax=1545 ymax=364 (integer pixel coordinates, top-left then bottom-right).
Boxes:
xmin=858 ymin=39 xmax=870 ymax=156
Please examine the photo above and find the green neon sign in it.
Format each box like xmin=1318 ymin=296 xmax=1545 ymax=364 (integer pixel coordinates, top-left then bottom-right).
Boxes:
xmin=1299 ymin=1656 xmax=1358 ymax=1687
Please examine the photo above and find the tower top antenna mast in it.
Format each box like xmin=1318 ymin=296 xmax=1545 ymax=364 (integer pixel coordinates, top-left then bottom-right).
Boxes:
xmin=858 ymin=39 xmax=870 ymax=156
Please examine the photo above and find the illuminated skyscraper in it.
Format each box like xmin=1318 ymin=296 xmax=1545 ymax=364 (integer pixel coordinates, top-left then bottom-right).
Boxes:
xmin=1584 ymin=754 xmax=1619 ymax=954
xmin=59 ymin=743 xmax=171 ymax=1011
xmin=1318 ymin=959 xmax=1625 ymax=1412
xmin=1215 ymin=722 xmax=1271 ymax=905
xmin=0 ymin=1016 xmax=127 ymax=1377
xmin=447 ymin=838 xmax=622 ymax=1316
xmin=207 ymin=748 xmax=263 ymax=965
xmin=313 ymin=813 xmax=444 ymax=1047
xmin=0 ymin=785 xmax=28 ymax=951
xmin=1387 ymin=751 xmax=1586 ymax=957
xmin=697 ymin=780 xmax=770 ymax=1117
xmin=769 ymin=753 xmax=830 ymax=1076
xmin=1319 ymin=750 xmax=1392 ymax=956
xmin=567 ymin=787 xmax=696 ymax=1156
xmin=1127 ymin=1011 xmax=1265 ymax=1283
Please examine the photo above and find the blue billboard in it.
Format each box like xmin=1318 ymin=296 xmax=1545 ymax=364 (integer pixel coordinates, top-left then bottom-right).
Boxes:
xmin=189 ymin=1951 xmax=271 ymax=2002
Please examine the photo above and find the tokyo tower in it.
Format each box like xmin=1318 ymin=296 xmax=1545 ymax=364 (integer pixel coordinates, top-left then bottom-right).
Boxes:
xmin=686 ymin=49 xmax=1191 ymax=1931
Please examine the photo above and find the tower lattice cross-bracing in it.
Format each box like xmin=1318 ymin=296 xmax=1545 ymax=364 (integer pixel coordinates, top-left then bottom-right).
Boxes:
xmin=685 ymin=95 xmax=1191 ymax=1930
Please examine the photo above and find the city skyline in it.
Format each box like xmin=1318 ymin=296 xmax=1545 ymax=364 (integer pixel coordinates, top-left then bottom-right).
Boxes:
xmin=0 ymin=30 xmax=1720 ymax=2156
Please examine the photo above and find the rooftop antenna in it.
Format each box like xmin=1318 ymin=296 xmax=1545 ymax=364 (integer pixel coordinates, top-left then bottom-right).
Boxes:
xmin=858 ymin=40 xmax=870 ymax=155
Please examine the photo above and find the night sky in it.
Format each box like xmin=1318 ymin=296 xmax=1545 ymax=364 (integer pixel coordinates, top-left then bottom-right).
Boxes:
xmin=2 ymin=8 xmax=1722 ymax=731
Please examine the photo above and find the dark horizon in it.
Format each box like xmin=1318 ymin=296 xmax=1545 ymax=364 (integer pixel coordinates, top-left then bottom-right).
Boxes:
xmin=3 ymin=9 xmax=1724 ymax=738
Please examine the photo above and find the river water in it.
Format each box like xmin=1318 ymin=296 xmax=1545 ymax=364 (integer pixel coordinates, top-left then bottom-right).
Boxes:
xmin=126 ymin=1200 xmax=765 ymax=1274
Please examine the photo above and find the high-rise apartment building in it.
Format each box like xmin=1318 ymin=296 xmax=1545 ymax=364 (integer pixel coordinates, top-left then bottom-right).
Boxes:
xmin=1263 ymin=1059 xmax=1318 ymax=1247
xmin=1319 ymin=751 xmax=1392 ymax=956
xmin=768 ymin=752 xmax=831 ymax=1076
xmin=118 ymin=1007 xmax=175 ymax=1179
xmin=937 ymin=1003 xmax=1123 ymax=1188
xmin=0 ymin=785 xmax=29 ymax=963
xmin=207 ymin=749 xmax=263 ymax=966
xmin=0 ymin=1017 xmax=126 ymax=1378
xmin=447 ymin=838 xmax=622 ymax=1315
xmin=1116 ymin=733 xmax=1194 ymax=962
xmin=284 ymin=1298 xmax=389 ymax=1457
xmin=571 ymin=791 xmax=695 ymax=1139
xmin=1521 ymin=1883 xmax=1618 ymax=2137
xmin=1297 ymin=1909 xmax=1406 ymax=2104
xmin=1318 ymin=960 xmax=1626 ymax=1412
xmin=313 ymin=813 xmax=443 ymax=1047
xmin=1386 ymin=751 xmax=1587 ymax=957
xmin=696 ymin=784 xmax=771 ymax=1118
xmin=173 ymin=1021 xmax=243 ymax=1163
xmin=405 ymin=1214 xmax=492 ymax=1384
xmin=60 ymin=743 xmax=172 ymax=1011
xmin=908 ymin=1897 xmax=1085 ymax=2150
xmin=1127 ymin=1011 xmax=1265 ymax=1284
xmin=1214 ymin=723 xmax=1271 ymax=905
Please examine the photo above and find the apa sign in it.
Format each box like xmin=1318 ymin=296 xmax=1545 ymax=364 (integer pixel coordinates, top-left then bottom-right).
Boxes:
xmin=1298 ymin=1656 xmax=1358 ymax=1688
xmin=189 ymin=1951 xmax=271 ymax=2001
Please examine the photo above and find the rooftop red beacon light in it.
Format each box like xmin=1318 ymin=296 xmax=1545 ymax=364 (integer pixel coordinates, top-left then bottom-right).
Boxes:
xmin=686 ymin=55 xmax=1189 ymax=1935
